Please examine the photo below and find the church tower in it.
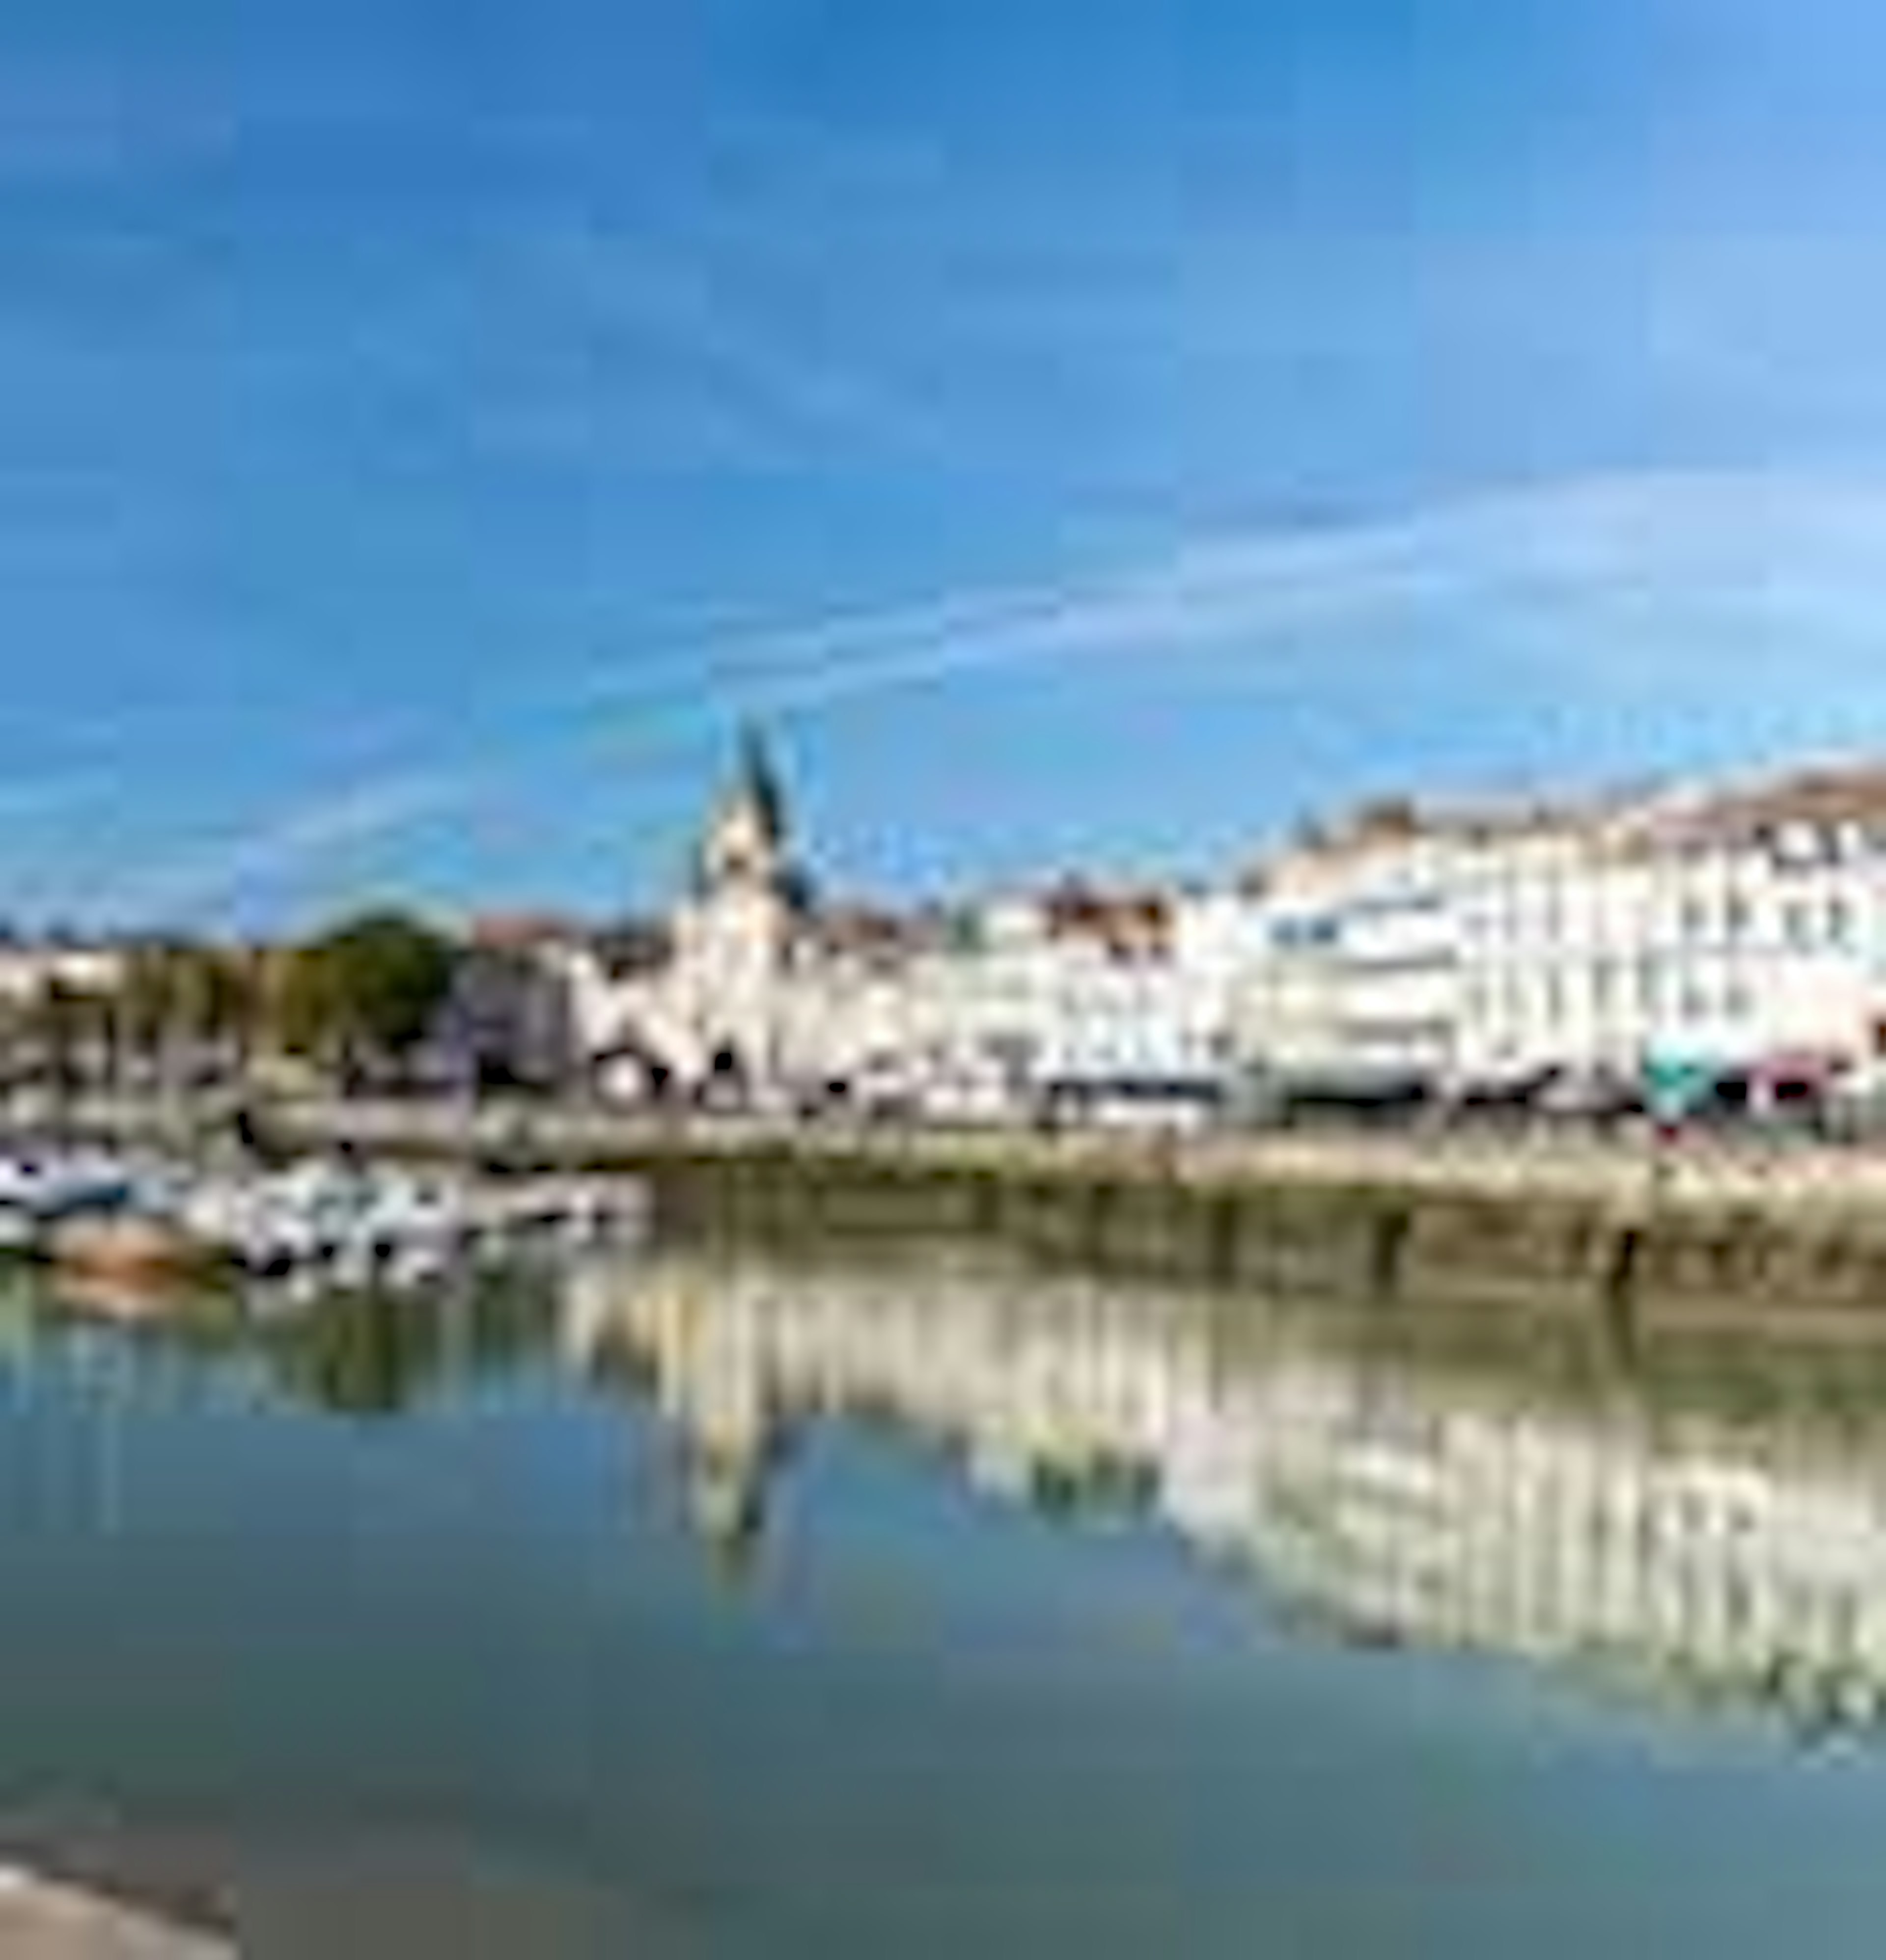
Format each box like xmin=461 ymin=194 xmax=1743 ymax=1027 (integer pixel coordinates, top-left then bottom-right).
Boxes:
xmin=698 ymin=724 xmax=792 ymax=896
xmin=669 ymin=726 xmax=810 ymax=1098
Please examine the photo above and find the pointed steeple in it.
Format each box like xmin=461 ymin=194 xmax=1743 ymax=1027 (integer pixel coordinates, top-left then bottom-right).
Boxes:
xmin=696 ymin=724 xmax=803 ymax=899
xmin=734 ymin=722 xmax=785 ymax=848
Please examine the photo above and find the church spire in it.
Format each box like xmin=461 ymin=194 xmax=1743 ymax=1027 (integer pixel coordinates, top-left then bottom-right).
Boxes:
xmin=734 ymin=721 xmax=785 ymax=847
xmin=696 ymin=724 xmax=802 ymax=899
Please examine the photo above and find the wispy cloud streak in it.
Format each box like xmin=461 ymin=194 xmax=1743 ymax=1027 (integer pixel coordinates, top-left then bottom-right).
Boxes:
xmin=102 ymin=465 xmax=1886 ymax=920
xmin=100 ymin=769 xmax=467 ymax=927
xmin=576 ymin=465 xmax=1886 ymax=724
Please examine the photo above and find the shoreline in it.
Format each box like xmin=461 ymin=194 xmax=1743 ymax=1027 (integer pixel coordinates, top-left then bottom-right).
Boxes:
xmin=45 ymin=1094 xmax=1886 ymax=1330
xmin=0 ymin=1862 xmax=228 ymax=1957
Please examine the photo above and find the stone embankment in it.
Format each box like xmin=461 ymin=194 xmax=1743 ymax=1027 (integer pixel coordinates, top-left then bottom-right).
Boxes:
xmin=58 ymin=1094 xmax=1886 ymax=1327
xmin=632 ymin=1131 xmax=1886 ymax=1333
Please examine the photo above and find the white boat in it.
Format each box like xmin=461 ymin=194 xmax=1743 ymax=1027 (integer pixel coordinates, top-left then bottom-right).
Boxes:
xmin=355 ymin=1172 xmax=468 ymax=1257
xmin=0 ymin=1151 xmax=134 ymax=1228
xmin=0 ymin=1140 xmax=642 ymax=1297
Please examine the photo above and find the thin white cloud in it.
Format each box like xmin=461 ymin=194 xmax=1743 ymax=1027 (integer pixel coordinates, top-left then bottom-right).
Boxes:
xmin=100 ymin=464 xmax=1886 ymax=922
xmin=571 ymin=463 xmax=1886 ymax=722
xmin=102 ymin=769 xmax=468 ymax=926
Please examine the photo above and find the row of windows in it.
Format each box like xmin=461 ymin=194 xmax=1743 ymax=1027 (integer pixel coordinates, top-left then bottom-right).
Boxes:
xmin=1467 ymin=969 xmax=1757 ymax=1029
xmin=1464 ymin=894 xmax=1860 ymax=951
xmin=1276 ymin=890 xmax=1870 ymax=959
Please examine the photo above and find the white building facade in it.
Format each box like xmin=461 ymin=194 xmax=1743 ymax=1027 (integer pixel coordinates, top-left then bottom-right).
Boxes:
xmin=1232 ymin=769 xmax=1886 ymax=1100
xmin=1450 ymin=778 xmax=1886 ymax=1090
xmin=554 ymin=741 xmax=1886 ymax=1116
xmin=558 ymin=739 xmax=1260 ymax=1117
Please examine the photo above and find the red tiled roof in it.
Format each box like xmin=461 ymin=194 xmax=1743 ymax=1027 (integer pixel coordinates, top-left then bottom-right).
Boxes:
xmin=468 ymin=912 xmax=586 ymax=951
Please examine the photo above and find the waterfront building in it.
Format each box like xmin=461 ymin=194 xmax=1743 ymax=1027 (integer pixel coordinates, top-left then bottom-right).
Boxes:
xmin=1234 ymin=764 xmax=1886 ymax=1100
xmin=557 ymin=731 xmax=816 ymax=1103
xmin=440 ymin=917 xmax=584 ymax=1092
xmin=545 ymin=732 xmax=1886 ymax=1115
xmin=1232 ymin=803 xmax=1472 ymax=1090
xmin=556 ymin=734 xmax=1256 ymax=1116
xmin=0 ymin=940 xmax=127 ymax=1009
xmin=1448 ymin=768 xmax=1886 ymax=1094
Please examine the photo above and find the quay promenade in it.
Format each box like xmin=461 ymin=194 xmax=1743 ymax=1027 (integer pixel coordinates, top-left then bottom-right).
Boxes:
xmin=58 ymin=1089 xmax=1886 ymax=1213
xmin=49 ymin=1093 xmax=1886 ymax=1325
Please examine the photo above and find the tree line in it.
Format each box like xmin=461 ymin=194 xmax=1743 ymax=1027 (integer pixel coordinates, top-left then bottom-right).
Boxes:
xmin=10 ymin=911 xmax=458 ymax=1096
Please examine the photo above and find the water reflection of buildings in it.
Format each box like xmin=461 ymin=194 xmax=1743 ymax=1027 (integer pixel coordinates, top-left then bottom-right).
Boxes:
xmin=561 ymin=1254 xmax=1886 ymax=1732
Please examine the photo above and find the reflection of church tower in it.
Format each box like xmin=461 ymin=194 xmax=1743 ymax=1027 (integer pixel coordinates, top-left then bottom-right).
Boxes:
xmin=682 ymin=1427 xmax=789 ymax=1585
xmin=672 ymin=727 xmax=811 ymax=1096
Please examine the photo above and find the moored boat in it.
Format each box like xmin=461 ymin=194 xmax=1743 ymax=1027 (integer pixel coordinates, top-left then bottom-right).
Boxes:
xmin=48 ymin=1211 xmax=219 ymax=1289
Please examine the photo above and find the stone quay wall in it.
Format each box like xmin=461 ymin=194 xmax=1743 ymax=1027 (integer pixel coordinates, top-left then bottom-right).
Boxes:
xmin=62 ymin=1093 xmax=1886 ymax=1328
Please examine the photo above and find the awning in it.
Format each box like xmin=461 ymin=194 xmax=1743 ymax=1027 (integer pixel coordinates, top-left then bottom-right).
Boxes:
xmin=1641 ymin=1055 xmax=1723 ymax=1115
xmin=1747 ymin=1051 xmax=1844 ymax=1089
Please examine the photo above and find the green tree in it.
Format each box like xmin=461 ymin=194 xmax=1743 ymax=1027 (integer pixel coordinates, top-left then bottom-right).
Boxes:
xmin=282 ymin=911 xmax=456 ymax=1088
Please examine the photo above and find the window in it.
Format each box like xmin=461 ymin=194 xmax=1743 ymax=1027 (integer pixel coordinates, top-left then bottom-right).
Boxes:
xmin=1772 ymin=820 xmax=1830 ymax=868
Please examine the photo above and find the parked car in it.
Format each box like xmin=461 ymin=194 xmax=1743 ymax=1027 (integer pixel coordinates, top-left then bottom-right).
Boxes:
xmin=1038 ymin=1077 xmax=1225 ymax=1136
xmin=1531 ymin=1065 xmax=1644 ymax=1125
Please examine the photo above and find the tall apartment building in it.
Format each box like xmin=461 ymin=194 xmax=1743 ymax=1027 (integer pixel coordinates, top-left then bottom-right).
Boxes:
xmin=1235 ymin=804 xmax=1468 ymax=1087
xmin=1234 ymin=765 xmax=1886 ymax=1096
xmin=1454 ymin=774 xmax=1885 ymax=1086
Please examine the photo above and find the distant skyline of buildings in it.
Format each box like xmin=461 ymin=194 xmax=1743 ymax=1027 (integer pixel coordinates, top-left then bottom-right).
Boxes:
xmin=466 ymin=735 xmax=1886 ymax=946
xmin=8 ymin=733 xmax=1886 ymax=1118
xmin=519 ymin=734 xmax=1886 ymax=1114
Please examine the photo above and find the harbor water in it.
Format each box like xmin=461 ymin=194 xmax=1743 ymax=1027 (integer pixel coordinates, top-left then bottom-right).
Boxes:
xmin=2 ymin=1238 xmax=1886 ymax=1952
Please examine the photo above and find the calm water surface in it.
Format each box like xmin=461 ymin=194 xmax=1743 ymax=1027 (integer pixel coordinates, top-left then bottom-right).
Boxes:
xmin=5 ymin=1240 xmax=1886 ymax=1954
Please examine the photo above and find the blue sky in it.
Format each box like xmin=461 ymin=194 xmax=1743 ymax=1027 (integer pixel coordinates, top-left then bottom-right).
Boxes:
xmin=9 ymin=0 xmax=1886 ymax=931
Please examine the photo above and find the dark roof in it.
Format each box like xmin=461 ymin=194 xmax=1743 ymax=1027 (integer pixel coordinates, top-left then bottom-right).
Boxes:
xmin=1641 ymin=763 xmax=1886 ymax=850
xmin=814 ymin=903 xmax=918 ymax=960
xmin=1039 ymin=880 xmax=1172 ymax=953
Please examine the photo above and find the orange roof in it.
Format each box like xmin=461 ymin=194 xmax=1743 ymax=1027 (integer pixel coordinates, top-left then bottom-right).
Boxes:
xmin=467 ymin=912 xmax=587 ymax=951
